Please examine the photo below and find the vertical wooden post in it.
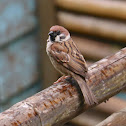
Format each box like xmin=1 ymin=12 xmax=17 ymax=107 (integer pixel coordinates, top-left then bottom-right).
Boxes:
xmin=37 ymin=0 xmax=58 ymax=88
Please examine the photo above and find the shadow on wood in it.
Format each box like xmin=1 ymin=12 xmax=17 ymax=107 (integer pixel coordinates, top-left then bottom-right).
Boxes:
xmin=0 ymin=47 xmax=125 ymax=126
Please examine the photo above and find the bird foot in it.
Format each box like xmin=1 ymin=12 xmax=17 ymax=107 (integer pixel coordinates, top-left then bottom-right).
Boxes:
xmin=53 ymin=76 xmax=69 ymax=84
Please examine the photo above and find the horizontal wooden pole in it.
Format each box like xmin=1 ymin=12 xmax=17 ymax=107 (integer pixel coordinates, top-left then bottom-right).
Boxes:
xmin=71 ymin=97 xmax=126 ymax=126
xmin=96 ymin=107 xmax=126 ymax=126
xmin=0 ymin=47 xmax=126 ymax=126
xmin=55 ymin=0 xmax=126 ymax=20
xmin=58 ymin=11 xmax=126 ymax=42
xmin=72 ymin=36 xmax=121 ymax=60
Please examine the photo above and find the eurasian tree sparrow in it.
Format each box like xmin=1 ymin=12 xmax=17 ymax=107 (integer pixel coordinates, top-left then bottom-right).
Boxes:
xmin=46 ymin=25 xmax=97 ymax=105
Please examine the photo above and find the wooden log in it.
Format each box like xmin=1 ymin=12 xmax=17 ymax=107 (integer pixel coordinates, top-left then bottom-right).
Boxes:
xmin=72 ymin=36 xmax=121 ymax=60
xmin=0 ymin=47 xmax=125 ymax=126
xmin=71 ymin=97 xmax=126 ymax=126
xmin=55 ymin=0 xmax=126 ymax=20
xmin=58 ymin=11 xmax=126 ymax=42
xmin=96 ymin=108 xmax=126 ymax=126
xmin=36 ymin=0 xmax=58 ymax=88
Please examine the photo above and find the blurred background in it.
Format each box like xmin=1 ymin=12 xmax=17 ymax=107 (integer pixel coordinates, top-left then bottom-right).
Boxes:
xmin=0 ymin=0 xmax=126 ymax=125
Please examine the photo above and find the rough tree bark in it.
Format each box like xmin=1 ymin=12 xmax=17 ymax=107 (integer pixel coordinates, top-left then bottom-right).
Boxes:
xmin=0 ymin=47 xmax=125 ymax=126
xmin=96 ymin=107 xmax=126 ymax=126
xmin=70 ymin=97 xmax=126 ymax=126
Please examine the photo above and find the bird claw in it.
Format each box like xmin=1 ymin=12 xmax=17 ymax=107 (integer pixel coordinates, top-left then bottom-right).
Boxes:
xmin=53 ymin=76 xmax=69 ymax=84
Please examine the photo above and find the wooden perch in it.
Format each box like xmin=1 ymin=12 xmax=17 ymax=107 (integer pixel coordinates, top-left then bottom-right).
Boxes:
xmin=71 ymin=97 xmax=126 ymax=126
xmin=0 ymin=47 xmax=126 ymax=126
xmin=72 ymin=36 xmax=121 ymax=60
xmin=96 ymin=108 xmax=126 ymax=126
xmin=58 ymin=11 xmax=126 ymax=42
xmin=55 ymin=0 xmax=126 ymax=20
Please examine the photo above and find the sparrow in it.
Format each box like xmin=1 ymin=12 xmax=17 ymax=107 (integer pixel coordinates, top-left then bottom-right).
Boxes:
xmin=46 ymin=25 xmax=97 ymax=105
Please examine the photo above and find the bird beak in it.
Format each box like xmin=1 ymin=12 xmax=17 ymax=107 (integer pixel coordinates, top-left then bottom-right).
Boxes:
xmin=48 ymin=31 xmax=57 ymax=42
xmin=48 ymin=31 xmax=54 ymax=36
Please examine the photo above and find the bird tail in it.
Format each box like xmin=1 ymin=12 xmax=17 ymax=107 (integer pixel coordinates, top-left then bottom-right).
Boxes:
xmin=74 ymin=75 xmax=97 ymax=106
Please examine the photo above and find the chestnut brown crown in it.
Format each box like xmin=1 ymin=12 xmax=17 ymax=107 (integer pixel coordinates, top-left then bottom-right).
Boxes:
xmin=50 ymin=25 xmax=69 ymax=36
xmin=48 ymin=25 xmax=70 ymax=42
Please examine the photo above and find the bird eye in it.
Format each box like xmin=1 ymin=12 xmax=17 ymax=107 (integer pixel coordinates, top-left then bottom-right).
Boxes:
xmin=56 ymin=30 xmax=60 ymax=35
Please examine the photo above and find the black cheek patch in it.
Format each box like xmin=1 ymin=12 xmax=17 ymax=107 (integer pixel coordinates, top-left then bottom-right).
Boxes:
xmin=60 ymin=36 xmax=66 ymax=40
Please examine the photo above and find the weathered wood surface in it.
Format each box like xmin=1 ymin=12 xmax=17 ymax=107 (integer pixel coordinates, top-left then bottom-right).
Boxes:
xmin=0 ymin=0 xmax=37 ymax=46
xmin=0 ymin=47 xmax=125 ymax=126
xmin=72 ymin=36 xmax=121 ymax=60
xmin=71 ymin=97 xmax=126 ymax=126
xmin=96 ymin=107 xmax=126 ymax=126
xmin=37 ymin=0 xmax=58 ymax=89
xmin=58 ymin=11 xmax=126 ymax=42
xmin=55 ymin=0 xmax=126 ymax=20
xmin=0 ymin=34 xmax=39 ymax=103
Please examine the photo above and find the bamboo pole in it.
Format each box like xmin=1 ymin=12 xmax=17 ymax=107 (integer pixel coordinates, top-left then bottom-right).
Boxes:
xmin=96 ymin=108 xmax=126 ymax=126
xmin=55 ymin=0 xmax=126 ymax=20
xmin=58 ymin=11 xmax=126 ymax=42
xmin=0 ymin=47 xmax=126 ymax=126
xmin=72 ymin=36 xmax=121 ymax=60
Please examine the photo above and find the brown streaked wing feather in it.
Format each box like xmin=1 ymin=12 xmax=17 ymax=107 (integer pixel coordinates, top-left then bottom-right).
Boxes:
xmin=50 ymin=42 xmax=70 ymax=63
xmin=63 ymin=39 xmax=87 ymax=78
xmin=50 ymin=40 xmax=87 ymax=78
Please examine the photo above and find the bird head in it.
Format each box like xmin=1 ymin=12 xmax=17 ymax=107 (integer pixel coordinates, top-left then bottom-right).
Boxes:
xmin=48 ymin=25 xmax=70 ymax=42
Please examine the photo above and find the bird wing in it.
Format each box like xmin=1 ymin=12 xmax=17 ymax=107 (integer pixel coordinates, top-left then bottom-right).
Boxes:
xmin=50 ymin=40 xmax=87 ymax=78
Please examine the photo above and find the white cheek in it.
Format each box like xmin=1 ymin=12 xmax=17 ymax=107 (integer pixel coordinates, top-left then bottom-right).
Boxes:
xmin=48 ymin=36 xmax=51 ymax=42
xmin=64 ymin=34 xmax=70 ymax=41
xmin=46 ymin=41 xmax=52 ymax=54
xmin=55 ymin=35 xmax=61 ymax=42
xmin=59 ymin=34 xmax=70 ymax=42
xmin=55 ymin=34 xmax=70 ymax=42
